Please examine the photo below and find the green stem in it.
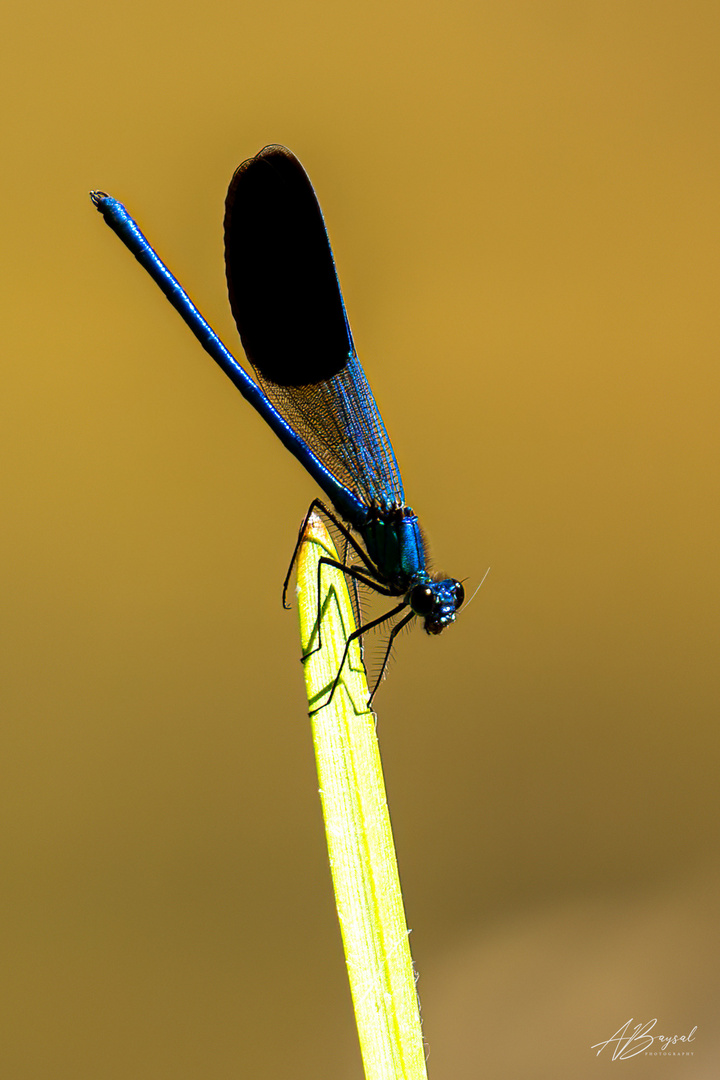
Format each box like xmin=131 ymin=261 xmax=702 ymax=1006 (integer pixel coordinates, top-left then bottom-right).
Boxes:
xmin=297 ymin=512 xmax=428 ymax=1080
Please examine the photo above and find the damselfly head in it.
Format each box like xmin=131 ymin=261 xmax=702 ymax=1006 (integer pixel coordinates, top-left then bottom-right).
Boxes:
xmin=408 ymin=578 xmax=465 ymax=635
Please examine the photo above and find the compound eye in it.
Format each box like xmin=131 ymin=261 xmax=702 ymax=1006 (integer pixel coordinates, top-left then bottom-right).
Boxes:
xmin=410 ymin=583 xmax=435 ymax=615
xmin=452 ymin=581 xmax=465 ymax=609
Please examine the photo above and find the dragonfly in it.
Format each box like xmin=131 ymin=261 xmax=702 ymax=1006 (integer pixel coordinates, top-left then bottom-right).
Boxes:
xmin=91 ymin=144 xmax=464 ymax=708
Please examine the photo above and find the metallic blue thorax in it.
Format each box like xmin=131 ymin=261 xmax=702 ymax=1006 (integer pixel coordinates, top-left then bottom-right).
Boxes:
xmin=360 ymin=506 xmax=428 ymax=591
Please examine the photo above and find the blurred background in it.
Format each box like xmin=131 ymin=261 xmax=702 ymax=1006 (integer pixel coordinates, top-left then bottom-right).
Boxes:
xmin=2 ymin=0 xmax=719 ymax=1076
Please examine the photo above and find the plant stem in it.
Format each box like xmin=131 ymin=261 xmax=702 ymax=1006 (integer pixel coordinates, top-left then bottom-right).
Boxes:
xmin=296 ymin=511 xmax=428 ymax=1080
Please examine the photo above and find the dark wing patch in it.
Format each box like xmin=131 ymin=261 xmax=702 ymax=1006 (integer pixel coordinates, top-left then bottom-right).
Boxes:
xmin=224 ymin=145 xmax=353 ymax=386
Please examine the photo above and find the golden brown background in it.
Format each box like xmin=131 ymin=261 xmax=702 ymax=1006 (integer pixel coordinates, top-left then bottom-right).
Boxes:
xmin=3 ymin=1 xmax=719 ymax=1076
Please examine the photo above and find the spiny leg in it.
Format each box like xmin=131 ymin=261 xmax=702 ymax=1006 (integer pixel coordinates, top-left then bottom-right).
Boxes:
xmin=367 ymin=610 xmax=416 ymax=704
xmin=341 ymin=532 xmax=364 ymax=667
xmin=309 ymin=599 xmax=409 ymax=714
xmin=303 ymin=554 xmax=398 ymax=665
xmin=282 ymin=499 xmax=380 ymax=609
